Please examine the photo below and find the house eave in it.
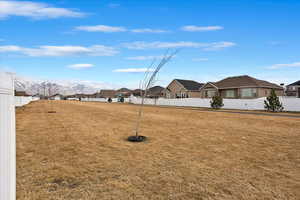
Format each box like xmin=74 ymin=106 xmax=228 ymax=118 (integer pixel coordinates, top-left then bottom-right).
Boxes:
xmin=217 ymin=86 xmax=283 ymax=90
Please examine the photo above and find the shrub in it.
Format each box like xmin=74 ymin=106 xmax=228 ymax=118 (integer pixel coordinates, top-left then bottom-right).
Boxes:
xmin=264 ymin=89 xmax=284 ymax=112
xmin=210 ymin=95 xmax=224 ymax=109
xmin=119 ymin=97 xmax=124 ymax=103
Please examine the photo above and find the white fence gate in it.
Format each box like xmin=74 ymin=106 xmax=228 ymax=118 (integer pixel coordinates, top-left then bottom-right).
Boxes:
xmin=0 ymin=72 xmax=16 ymax=200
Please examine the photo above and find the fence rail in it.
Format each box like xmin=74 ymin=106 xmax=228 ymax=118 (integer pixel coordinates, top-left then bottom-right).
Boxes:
xmin=129 ymin=96 xmax=300 ymax=112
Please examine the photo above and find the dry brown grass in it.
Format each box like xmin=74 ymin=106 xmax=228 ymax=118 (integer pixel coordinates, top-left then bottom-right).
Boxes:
xmin=16 ymin=100 xmax=300 ymax=200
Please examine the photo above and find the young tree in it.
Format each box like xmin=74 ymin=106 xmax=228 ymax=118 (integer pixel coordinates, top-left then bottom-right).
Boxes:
xmin=129 ymin=49 xmax=178 ymax=142
xmin=264 ymin=89 xmax=284 ymax=112
xmin=210 ymin=95 xmax=224 ymax=109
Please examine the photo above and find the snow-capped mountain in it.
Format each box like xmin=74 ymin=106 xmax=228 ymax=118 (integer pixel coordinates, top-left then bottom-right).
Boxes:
xmin=14 ymin=76 xmax=120 ymax=95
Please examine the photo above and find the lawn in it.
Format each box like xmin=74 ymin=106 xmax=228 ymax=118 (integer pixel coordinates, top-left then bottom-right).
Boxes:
xmin=16 ymin=100 xmax=300 ymax=200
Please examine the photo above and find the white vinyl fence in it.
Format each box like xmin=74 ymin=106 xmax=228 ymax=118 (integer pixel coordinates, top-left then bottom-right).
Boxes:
xmin=0 ymin=72 xmax=15 ymax=200
xmin=129 ymin=96 xmax=300 ymax=112
xmin=0 ymin=73 xmax=39 ymax=200
xmin=82 ymin=97 xmax=130 ymax=103
xmin=14 ymin=96 xmax=39 ymax=107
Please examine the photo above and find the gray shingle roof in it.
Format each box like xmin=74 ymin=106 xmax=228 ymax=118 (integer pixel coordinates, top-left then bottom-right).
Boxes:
xmin=214 ymin=75 xmax=283 ymax=89
xmin=288 ymin=80 xmax=300 ymax=86
xmin=175 ymin=79 xmax=204 ymax=90
xmin=148 ymin=86 xmax=164 ymax=95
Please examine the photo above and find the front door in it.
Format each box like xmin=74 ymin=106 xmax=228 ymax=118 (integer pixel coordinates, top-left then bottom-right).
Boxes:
xmin=298 ymin=87 xmax=300 ymax=98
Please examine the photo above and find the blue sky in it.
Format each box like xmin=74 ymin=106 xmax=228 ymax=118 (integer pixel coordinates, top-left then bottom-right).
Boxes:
xmin=0 ymin=0 xmax=300 ymax=88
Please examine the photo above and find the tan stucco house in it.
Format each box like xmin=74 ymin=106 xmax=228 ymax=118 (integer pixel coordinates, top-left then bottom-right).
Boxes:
xmin=286 ymin=81 xmax=300 ymax=98
xmin=165 ymin=79 xmax=204 ymax=98
xmin=98 ymin=90 xmax=117 ymax=98
xmin=200 ymin=75 xmax=284 ymax=99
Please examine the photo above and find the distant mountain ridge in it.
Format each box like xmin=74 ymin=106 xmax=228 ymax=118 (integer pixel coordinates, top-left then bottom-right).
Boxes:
xmin=14 ymin=76 xmax=119 ymax=95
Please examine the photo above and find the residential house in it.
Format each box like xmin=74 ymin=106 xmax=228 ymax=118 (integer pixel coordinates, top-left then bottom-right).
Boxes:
xmin=147 ymin=86 xmax=165 ymax=98
xmin=116 ymin=88 xmax=132 ymax=98
xmin=132 ymin=89 xmax=145 ymax=97
xmin=286 ymin=81 xmax=300 ymax=97
xmin=99 ymin=90 xmax=116 ymax=98
xmin=65 ymin=94 xmax=78 ymax=100
xmin=200 ymin=75 xmax=284 ymax=99
xmin=49 ymin=94 xmax=64 ymax=100
xmin=165 ymin=79 xmax=204 ymax=98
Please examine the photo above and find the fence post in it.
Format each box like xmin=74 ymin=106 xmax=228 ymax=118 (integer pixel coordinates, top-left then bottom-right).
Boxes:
xmin=0 ymin=72 xmax=16 ymax=200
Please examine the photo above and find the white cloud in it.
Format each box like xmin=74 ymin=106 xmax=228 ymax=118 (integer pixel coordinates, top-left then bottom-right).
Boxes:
xmin=122 ymin=41 xmax=235 ymax=51
xmin=131 ymin=28 xmax=168 ymax=33
xmin=0 ymin=45 xmax=118 ymax=56
xmin=202 ymin=41 xmax=236 ymax=51
xmin=192 ymin=58 xmax=209 ymax=62
xmin=125 ymin=55 xmax=165 ymax=60
xmin=68 ymin=64 xmax=94 ymax=69
xmin=181 ymin=25 xmax=223 ymax=32
xmin=0 ymin=45 xmax=22 ymax=52
xmin=75 ymin=25 xmax=168 ymax=33
xmin=123 ymin=41 xmax=203 ymax=49
xmin=0 ymin=1 xmax=85 ymax=19
xmin=113 ymin=68 xmax=155 ymax=73
xmin=75 ymin=25 xmax=126 ymax=32
xmin=268 ymin=62 xmax=300 ymax=69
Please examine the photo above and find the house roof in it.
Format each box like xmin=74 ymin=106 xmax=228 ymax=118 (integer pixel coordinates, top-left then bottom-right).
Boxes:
xmin=148 ymin=86 xmax=164 ymax=96
xmin=132 ymin=89 xmax=144 ymax=96
xmin=132 ymin=89 xmax=144 ymax=93
xmin=50 ymin=94 xmax=64 ymax=98
xmin=288 ymin=80 xmax=300 ymax=86
xmin=214 ymin=75 xmax=283 ymax=89
xmin=175 ymin=79 xmax=204 ymax=91
xmin=99 ymin=90 xmax=116 ymax=97
xmin=117 ymin=88 xmax=132 ymax=92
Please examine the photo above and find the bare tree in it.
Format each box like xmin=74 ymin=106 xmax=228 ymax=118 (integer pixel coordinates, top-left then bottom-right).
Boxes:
xmin=128 ymin=50 xmax=178 ymax=142
xmin=14 ymin=79 xmax=26 ymax=93
xmin=36 ymin=81 xmax=60 ymax=112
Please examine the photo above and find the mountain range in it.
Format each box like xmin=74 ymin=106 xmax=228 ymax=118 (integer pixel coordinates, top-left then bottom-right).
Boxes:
xmin=14 ymin=76 xmax=120 ymax=95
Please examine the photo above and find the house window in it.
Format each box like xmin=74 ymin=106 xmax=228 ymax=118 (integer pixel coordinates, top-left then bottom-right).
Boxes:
xmin=241 ymin=88 xmax=256 ymax=98
xmin=225 ymin=90 xmax=235 ymax=98
xmin=206 ymin=90 xmax=216 ymax=98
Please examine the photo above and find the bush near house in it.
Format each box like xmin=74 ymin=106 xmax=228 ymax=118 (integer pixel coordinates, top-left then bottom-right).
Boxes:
xmin=264 ymin=89 xmax=284 ymax=112
xmin=210 ymin=95 xmax=224 ymax=109
xmin=119 ymin=97 xmax=124 ymax=103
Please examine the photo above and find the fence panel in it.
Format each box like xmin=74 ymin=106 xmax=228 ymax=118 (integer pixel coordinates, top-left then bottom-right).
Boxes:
xmin=82 ymin=98 xmax=130 ymax=103
xmin=129 ymin=96 xmax=300 ymax=112
xmin=14 ymin=96 xmax=35 ymax=107
xmin=0 ymin=72 xmax=16 ymax=200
